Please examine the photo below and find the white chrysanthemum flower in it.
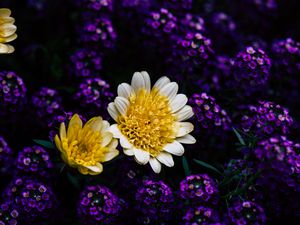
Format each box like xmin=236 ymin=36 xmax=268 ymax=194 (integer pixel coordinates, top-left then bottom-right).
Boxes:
xmin=108 ymin=71 xmax=196 ymax=173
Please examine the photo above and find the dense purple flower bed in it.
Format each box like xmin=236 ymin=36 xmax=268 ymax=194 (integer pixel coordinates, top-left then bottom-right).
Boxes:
xmin=1 ymin=0 xmax=300 ymax=224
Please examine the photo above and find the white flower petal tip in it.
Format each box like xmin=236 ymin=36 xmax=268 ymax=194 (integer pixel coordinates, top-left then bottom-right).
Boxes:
xmin=159 ymin=82 xmax=178 ymax=100
xmin=163 ymin=141 xmax=185 ymax=156
xmin=156 ymin=152 xmax=174 ymax=167
xmin=114 ymin=96 xmax=129 ymax=116
xmin=176 ymin=134 xmax=196 ymax=144
xmin=107 ymin=103 xmax=119 ymax=121
xmin=171 ymin=94 xmax=188 ymax=113
xmin=85 ymin=165 xmax=103 ymax=173
xmin=108 ymin=124 xmax=122 ymax=138
xmin=141 ymin=71 xmax=151 ymax=92
xmin=176 ymin=105 xmax=194 ymax=121
xmin=176 ymin=122 xmax=194 ymax=137
xmin=131 ymin=71 xmax=151 ymax=92
xmin=124 ymin=149 xmax=135 ymax=156
xmin=149 ymin=158 xmax=162 ymax=173
xmin=134 ymin=149 xmax=150 ymax=165
xmin=120 ymin=136 xmax=133 ymax=149
xmin=117 ymin=83 xmax=134 ymax=99
xmin=153 ymin=76 xmax=170 ymax=90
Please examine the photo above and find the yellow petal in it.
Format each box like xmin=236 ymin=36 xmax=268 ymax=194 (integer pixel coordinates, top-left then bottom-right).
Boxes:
xmin=54 ymin=135 xmax=62 ymax=151
xmin=0 ymin=33 xmax=17 ymax=43
xmin=103 ymin=150 xmax=119 ymax=162
xmin=0 ymin=24 xmax=17 ymax=38
xmin=0 ymin=8 xmax=11 ymax=17
xmin=68 ymin=114 xmax=82 ymax=130
xmin=59 ymin=122 xmax=67 ymax=139
xmin=85 ymin=163 xmax=103 ymax=175
xmin=84 ymin=116 xmax=103 ymax=132
xmin=0 ymin=43 xmax=14 ymax=54
xmin=0 ymin=16 xmax=15 ymax=25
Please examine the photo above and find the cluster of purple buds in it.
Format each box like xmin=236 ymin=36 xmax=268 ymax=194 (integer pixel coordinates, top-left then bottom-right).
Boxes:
xmin=0 ymin=202 xmax=19 ymax=225
xmin=179 ymin=174 xmax=219 ymax=206
xmin=254 ymin=136 xmax=300 ymax=191
xmin=16 ymin=146 xmax=53 ymax=177
xmin=48 ymin=111 xmax=86 ymax=140
xmin=173 ymin=32 xmax=213 ymax=68
xmin=226 ymin=200 xmax=266 ymax=225
xmin=240 ymin=101 xmax=293 ymax=137
xmin=80 ymin=16 xmax=117 ymax=49
xmin=70 ymin=48 xmax=103 ymax=78
xmin=179 ymin=13 xmax=205 ymax=34
xmin=75 ymin=77 xmax=113 ymax=111
xmin=189 ymin=93 xmax=231 ymax=135
xmin=0 ymin=71 xmax=27 ymax=114
xmin=77 ymin=185 xmax=122 ymax=225
xmin=143 ymin=8 xmax=178 ymax=38
xmin=231 ymin=46 xmax=271 ymax=90
xmin=182 ymin=205 xmax=222 ymax=225
xmin=247 ymin=0 xmax=278 ymax=12
xmin=4 ymin=178 xmax=57 ymax=222
xmin=135 ymin=180 xmax=174 ymax=223
xmin=209 ymin=12 xmax=236 ymax=34
xmin=31 ymin=87 xmax=62 ymax=120
xmin=0 ymin=136 xmax=13 ymax=174
xmin=272 ymin=37 xmax=300 ymax=75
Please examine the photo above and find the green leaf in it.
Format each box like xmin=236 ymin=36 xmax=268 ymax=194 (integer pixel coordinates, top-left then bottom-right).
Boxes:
xmin=67 ymin=172 xmax=80 ymax=189
xmin=232 ymin=127 xmax=246 ymax=146
xmin=182 ymin=156 xmax=191 ymax=176
xmin=33 ymin=139 xmax=55 ymax=149
xmin=193 ymin=159 xmax=222 ymax=175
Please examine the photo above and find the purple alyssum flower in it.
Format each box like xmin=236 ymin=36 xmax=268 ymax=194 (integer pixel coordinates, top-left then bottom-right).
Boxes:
xmin=0 ymin=201 xmax=19 ymax=225
xmin=240 ymin=101 xmax=293 ymax=137
xmin=179 ymin=174 xmax=219 ymax=206
xmin=16 ymin=145 xmax=53 ymax=177
xmin=135 ymin=180 xmax=174 ymax=223
xmin=0 ymin=71 xmax=27 ymax=114
xmin=77 ymin=185 xmax=122 ymax=225
xmin=182 ymin=205 xmax=222 ymax=225
xmin=70 ymin=48 xmax=103 ymax=78
xmin=179 ymin=13 xmax=205 ymax=34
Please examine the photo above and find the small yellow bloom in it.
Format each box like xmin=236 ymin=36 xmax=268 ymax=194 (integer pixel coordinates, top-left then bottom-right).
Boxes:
xmin=0 ymin=8 xmax=17 ymax=54
xmin=54 ymin=114 xmax=119 ymax=175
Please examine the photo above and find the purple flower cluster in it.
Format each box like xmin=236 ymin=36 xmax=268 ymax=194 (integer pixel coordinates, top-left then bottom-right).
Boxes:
xmin=189 ymin=93 xmax=231 ymax=135
xmin=240 ymin=101 xmax=293 ymax=137
xmin=70 ymin=48 xmax=103 ymax=78
xmin=0 ymin=136 xmax=13 ymax=174
xmin=0 ymin=202 xmax=19 ymax=225
xmin=0 ymin=71 xmax=27 ymax=114
xmin=162 ymin=0 xmax=193 ymax=13
xmin=76 ymin=0 xmax=113 ymax=13
xmin=143 ymin=8 xmax=178 ymax=38
xmin=179 ymin=13 xmax=205 ymax=33
xmin=179 ymin=174 xmax=219 ymax=206
xmin=231 ymin=46 xmax=271 ymax=92
xmin=4 ymin=178 xmax=57 ymax=222
xmin=173 ymin=32 xmax=213 ymax=67
xmin=226 ymin=200 xmax=266 ymax=225
xmin=77 ymin=185 xmax=122 ymax=225
xmin=254 ymin=136 xmax=300 ymax=191
xmin=182 ymin=205 xmax=222 ymax=225
xmin=135 ymin=180 xmax=174 ymax=223
xmin=16 ymin=145 xmax=53 ymax=177
xmin=79 ymin=16 xmax=117 ymax=49
xmin=272 ymin=37 xmax=300 ymax=75
xmin=31 ymin=87 xmax=62 ymax=120
xmin=75 ymin=77 xmax=113 ymax=116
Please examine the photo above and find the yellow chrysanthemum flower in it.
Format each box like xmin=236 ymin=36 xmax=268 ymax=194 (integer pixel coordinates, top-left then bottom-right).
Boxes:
xmin=108 ymin=71 xmax=196 ymax=173
xmin=0 ymin=8 xmax=17 ymax=54
xmin=54 ymin=114 xmax=119 ymax=175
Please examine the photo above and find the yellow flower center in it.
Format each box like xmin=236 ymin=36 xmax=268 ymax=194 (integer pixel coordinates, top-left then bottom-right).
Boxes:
xmin=62 ymin=126 xmax=106 ymax=167
xmin=118 ymin=88 xmax=176 ymax=157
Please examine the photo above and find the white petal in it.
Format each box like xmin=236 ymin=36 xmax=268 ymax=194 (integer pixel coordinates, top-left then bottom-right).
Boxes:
xmin=124 ymin=149 xmax=135 ymax=156
xmin=141 ymin=71 xmax=151 ymax=92
xmin=101 ymin=132 xmax=113 ymax=147
xmin=156 ymin=152 xmax=174 ymax=167
xmin=176 ymin=134 xmax=196 ymax=144
xmin=133 ymin=148 xmax=150 ymax=165
xmin=109 ymin=124 xmax=122 ymax=138
xmin=117 ymin=83 xmax=134 ymax=99
xmin=107 ymin=103 xmax=119 ymax=121
xmin=114 ymin=96 xmax=129 ymax=116
xmin=131 ymin=72 xmax=144 ymax=92
xmin=101 ymin=120 xmax=110 ymax=133
xmin=163 ymin=141 xmax=184 ymax=156
xmin=104 ymin=150 xmax=119 ymax=161
xmin=153 ymin=76 xmax=170 ymax=90
xmin=149 ymin=158 xmax=162 ymax=173
xmin=0 ymin=43 xmax=14 ymax=54
xmin=85 ymin=164 xmax=103 ymax=173
xmin=170 ymin=94 xmax=188 ymax=113
xmin=176 ymin=122 xmax=194 ymax=137
xmin=175 ymin=105 xmax=194 ymax=121
xmin=0 ymin=8 xmax=11 ymax=17
xmin=120 ymin=136 xmax=132 ymax=149
xmin=159 ymin=82 xmax=178 ymax=101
